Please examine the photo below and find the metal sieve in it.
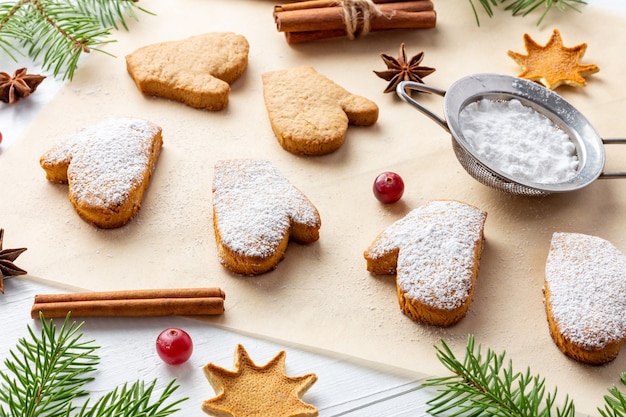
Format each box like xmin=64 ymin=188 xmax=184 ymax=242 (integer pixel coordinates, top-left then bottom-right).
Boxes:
xmin=396 ymin=73 xmax=626 ymax=197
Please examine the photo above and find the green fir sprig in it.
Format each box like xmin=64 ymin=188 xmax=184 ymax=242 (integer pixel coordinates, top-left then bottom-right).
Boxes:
xmin=424 ymin=335 xmax=576 ymax=416
xmin=599 ymin=373 xmax=626 ymax=417
xmin=0 ymin=0 xmax=151 ymax=80
xmin=469 ymin=0 xmax=587 ymax=25
xmin=0 ymin=313 xmax=187 ymax=417
xmin=426 ymin=335 xmax=626 ymax=417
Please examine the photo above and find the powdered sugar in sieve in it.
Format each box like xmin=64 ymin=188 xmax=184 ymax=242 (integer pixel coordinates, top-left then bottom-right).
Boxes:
xmin=458 ymin=98 xmax=579 ymax=185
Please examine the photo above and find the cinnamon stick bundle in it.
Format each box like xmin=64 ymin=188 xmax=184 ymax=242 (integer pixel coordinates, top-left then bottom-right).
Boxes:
xmin=31 ymin=288 xmax=226 ymax=319
xmin=274 ymin=0 xmax=436 ymax=44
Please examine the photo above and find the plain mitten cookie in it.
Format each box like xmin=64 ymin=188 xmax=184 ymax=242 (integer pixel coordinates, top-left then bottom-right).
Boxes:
xmin=126 ymin=32 xmax=249 ymax=110
xmin=262 ymin=66 xmax=378 ymax=156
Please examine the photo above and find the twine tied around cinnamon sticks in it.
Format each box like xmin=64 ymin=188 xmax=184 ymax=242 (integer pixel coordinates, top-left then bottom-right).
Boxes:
xmin=341 ymin=0 xmax=386 ymax=40
xmin=274 ymin=0 xmax=436 ymax=44
xmin=30 ymin=287 xmax=225 ymax=319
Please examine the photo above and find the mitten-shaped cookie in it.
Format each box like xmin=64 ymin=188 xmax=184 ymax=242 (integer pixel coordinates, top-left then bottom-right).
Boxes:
xmin=545 ymin=232 xmax=626 ymax=365
xmin=40 ymin=118 xmax=163 ymax=229
xmin=212 ymin=159 xmax=321 ymax=275
xmin=126 ymin=32 xmax=249 ymax=110
xmin=262 ymin=66 xmax=378 ymax=155
xmin=364 ymin=200 xmax=487 ymax=327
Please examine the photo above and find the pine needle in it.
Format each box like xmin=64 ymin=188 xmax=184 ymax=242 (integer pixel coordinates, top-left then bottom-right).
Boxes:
xmin=424 ymin=335 xmax=576 ymax=417
xmin=426 ymin=335 xmax=626 ymax=417
xmin=0 ymin=314 xmax=98 ymax=417
xmin=599 ymin=373 xmax=626 ymax=417
xmin=469 ymin=0 xmax=587 ymax=26
xmin=0 ymin=313 xmax=187 ymax=417
xmin=0 ymin=0 xmax=151 ymax=80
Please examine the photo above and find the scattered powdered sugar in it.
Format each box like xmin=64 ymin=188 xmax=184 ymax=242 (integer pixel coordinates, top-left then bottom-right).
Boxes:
xmin=459 ymin=98 xmax=578 ymax=184
xmin=545 ymin=232 xmax=626 ymax=349
xmin=212 ymin=159 xmax=320 ymax=258
xmin=368 ymin=201 xmax=486 ymax=310
xmin=44 ymin=118 xmax=161 ymax=207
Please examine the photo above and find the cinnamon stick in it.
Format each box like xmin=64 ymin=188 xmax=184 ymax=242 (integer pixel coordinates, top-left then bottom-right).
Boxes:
xmin=283 ymin=10 xmax=436 ymax=43
xmin=285 ymin=29 xmax=351 ymax=44
xmin=31 ymin=288 xmax=226 ymax=319
xmin=273 ymin=0 xmax=436 ymax=43
xmin=274 ymin=0 xmax=423 ymax=13
xmin=275 ymin=1 xmax=435 ymax=33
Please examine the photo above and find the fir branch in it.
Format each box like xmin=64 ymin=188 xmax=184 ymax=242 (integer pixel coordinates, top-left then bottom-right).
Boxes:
xmin=0 ymin=313 xmax=187 ymax=417
xmin=74 ymin=0 xmax=151 ymax=31
xmin=424 ymin=335 xmax=576 ymax=416
xmin=0 ymin=0 xmax=150 ymax=80
xmin=426 ymin=336 xmax=626 ymax=417
xmin=0 ymin=2 xmax=23 ymax=61
xmin=599 ymin=373 xmax=626 ymax=417
xmin=0 ymin=314 xmax=98 ymax=417
xmin=469 ymin=0 xmax=587 ymax=25
xmin=74 ymin=380 xmax=186 ymax=417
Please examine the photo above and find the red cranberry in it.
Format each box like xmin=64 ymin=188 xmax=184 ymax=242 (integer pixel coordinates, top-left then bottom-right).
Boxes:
xmin=373 ymin=172 xmax=404 ymax=204
xmin=156 ymin=328 xmax=193 ymax=365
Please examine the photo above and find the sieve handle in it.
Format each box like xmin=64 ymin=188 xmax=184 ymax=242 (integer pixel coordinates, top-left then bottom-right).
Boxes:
xmin=396 ymin=81 xmax=450 ymax=132
xmin=599 ymin=138 xmax=626 ymax=178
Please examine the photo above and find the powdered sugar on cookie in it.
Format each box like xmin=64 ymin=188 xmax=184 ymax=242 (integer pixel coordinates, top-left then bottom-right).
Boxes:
xmin=212 ymin=159 xmax=321 ymax=275
xmin=40 ymin=117 xmax=163 ymax=228
xmin=545 ymin=232 xmax=626 ymax=353
xmin=365 ymin=200 xmax=486 ymax=326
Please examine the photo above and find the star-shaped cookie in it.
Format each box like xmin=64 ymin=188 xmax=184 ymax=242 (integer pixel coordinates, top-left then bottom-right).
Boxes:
xmin=507 ymin=29 xmax=599 ymax=90
xmin=202 ymin=344 xmax=318 ymax=417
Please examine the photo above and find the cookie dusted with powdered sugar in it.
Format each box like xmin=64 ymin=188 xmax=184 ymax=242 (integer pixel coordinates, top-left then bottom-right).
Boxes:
xmin=40 ymin=118 xmax=163 ymax=229
xmin=212 ymin=159 xmax=321 ymax=275
xmin=364 ymin=200 xmax=487 ymax=327
xmin=545 ymin=232 xmax=626 ymax=365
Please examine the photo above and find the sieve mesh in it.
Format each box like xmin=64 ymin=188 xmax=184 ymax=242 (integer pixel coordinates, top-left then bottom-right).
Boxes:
xmin=451 ymin=138 xmax=549 ymax=197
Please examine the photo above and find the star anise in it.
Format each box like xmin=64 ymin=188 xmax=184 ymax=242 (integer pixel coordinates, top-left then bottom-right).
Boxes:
xmin=373 ymin=43 xmax=435 ymax=94
xmin=0 ymin=68 xmax=46 ymax=104
xmin=0 ymin=229 xmax=27 ymax=294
